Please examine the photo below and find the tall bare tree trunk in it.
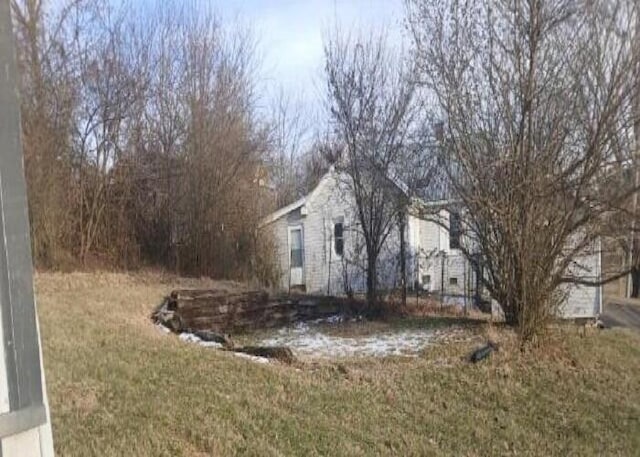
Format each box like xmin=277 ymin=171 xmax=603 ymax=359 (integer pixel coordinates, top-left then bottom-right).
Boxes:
xmin=399 ymin=213 xmax=407 ymax=307
xmin=629 ymin=11 xmax=640 ymax=297
xmin=366 ymin=254 xmax=378 ymax=309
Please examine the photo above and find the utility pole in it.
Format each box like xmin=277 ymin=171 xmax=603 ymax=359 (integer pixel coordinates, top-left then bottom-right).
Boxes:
xmin=0 ymin=2 xmax=54 ymax=454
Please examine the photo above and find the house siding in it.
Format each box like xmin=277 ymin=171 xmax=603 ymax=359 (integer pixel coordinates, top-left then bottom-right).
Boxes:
xmin=302 ymin=172 xmax=350 ymax=294
xmin=408 ymin=211 xmax=469 ymax=295
xmin=263 ymin=170 xmax=403 ymax=294
xmin=265 ymin=216 xmax=289 ymax=289
xmin=490 ymin=242 xmax=602 ymax=320
xmin=558 ymin=240 xmax=602 ymax=318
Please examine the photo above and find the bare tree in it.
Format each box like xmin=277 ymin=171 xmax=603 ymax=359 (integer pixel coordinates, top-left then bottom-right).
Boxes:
xmin=407 ymin=0 xmax=640 ymax=344
xmin=324 ymin=30 xmax=423 ymax=306
xmin=267 ymin=89 xmax=310 ymax=208
xmin=297 ymin=132 xmax=343 ymax=195
xmin=12 ymin=0 xmax=276 ymax=279
xmin=70 ymin=2 xmax=148 ymax=264
xmin=12 ymin=0 xmax=78 ymax=266
xmin=175 ymin=11 xmax=268 ymax=277
xmin=622 ymin=11 xmax=640 ymax=297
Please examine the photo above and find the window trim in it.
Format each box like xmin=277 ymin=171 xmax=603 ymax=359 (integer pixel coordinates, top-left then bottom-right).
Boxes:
xmin=288 ymin=226 xmax=304 ymax=269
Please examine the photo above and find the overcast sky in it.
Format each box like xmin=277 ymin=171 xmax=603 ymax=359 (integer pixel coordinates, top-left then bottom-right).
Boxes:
xmin=210 ymin=0 xmax=406 ymax=116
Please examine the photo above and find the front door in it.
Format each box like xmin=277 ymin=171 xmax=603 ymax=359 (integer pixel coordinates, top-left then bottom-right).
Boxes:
xmin=289 ymin=226 xmax=304 ymax=288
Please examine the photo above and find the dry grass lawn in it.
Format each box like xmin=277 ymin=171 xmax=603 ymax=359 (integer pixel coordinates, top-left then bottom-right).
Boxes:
xmin=36 ymin=271 xmax=640 ymax=456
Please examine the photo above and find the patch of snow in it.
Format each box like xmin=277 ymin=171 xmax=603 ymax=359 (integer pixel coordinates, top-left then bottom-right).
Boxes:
xmin=233 ymin=352 xmax=270 ymax=364
xmin=155 ymin=324 xmax=171 ymax=334
xmin=274 ymin=321 xmax=310 ymax=335
xmin=173 ymin=331 xmax=268 ymax=364
xmin=312 ymin=314 xmax=343 ymax=324
xmin=179 ymin=332 xmax=202 ymax=343
xmin=309 ymin=314 xmax=363 ymax=325
xmin=168 ymin=320 xmax=460 ymax=362
xmin=178 ymin=332 xmax=223 ymax=349
xmin=326 ymin=314 xmax=344 ymax=324
xmin=258 ymin=327 xmax=437 ymax=359
xmin=199 ymin=341 xmax=224 ymax=349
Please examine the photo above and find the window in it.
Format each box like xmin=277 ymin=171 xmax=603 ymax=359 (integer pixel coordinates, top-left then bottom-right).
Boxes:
xmin=421 ymin=274 xmax=431 ymax=290
xmin=290 ymin=228 xmax=303 ymax=268
xmin=449 ymin=210 xmax=461 ymax=249
xmin=334 ymin=221 xmax=344 ymax=256
xmin=449 ymin=277 xmax=458 ymax=286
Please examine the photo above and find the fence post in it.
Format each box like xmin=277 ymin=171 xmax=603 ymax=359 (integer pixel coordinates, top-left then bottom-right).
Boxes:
xmin=440 ymin=250 xmax=446 ymax=309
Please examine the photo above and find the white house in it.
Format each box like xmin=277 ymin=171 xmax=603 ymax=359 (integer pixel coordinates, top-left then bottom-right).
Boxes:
xmin=260 ymin=167 xmax=602 ymax=318
xmin=260 ymin=167 xmax=400 ymax=295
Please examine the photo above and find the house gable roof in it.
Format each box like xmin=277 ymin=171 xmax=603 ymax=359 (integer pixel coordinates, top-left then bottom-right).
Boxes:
xmin=259 ymin=166 xmax=339 ymax=227
xmin=260 ymin=162 xmax=459 ymax=228
xmin=259 ymin=196 xmax=307 ymax=227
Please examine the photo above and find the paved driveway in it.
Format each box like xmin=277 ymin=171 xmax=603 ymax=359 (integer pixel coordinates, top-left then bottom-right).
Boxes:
xmin=602 ymin=299 xmax=640 ymax=329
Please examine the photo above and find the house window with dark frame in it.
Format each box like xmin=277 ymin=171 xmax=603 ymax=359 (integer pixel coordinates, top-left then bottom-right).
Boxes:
xmin=449 ymin=210 xmax=461 ymax=249
xmin=449 ymin=277 xmax=458 ymax=286
xmin=334 ymin=220 xmax=344 ymax=257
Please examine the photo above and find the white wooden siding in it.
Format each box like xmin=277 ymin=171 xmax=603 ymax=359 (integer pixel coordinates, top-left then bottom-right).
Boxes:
xmin=490 ymin=244 xmax=602 ymax=319
xmin=264 ymin=170 xmax=403 ymax=294
xmin=558 ymin=240 xmax=602 ymax=318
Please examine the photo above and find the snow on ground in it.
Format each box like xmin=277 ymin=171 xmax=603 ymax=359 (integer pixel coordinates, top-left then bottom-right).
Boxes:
xmin=257 ymin=320 xmax=438 ymax=359
xmin=155 ymin=323 xmax=171 ymax=334
xmin=177 ymin=332 xmax=271 ymax=363
xmin=233 ymin=352 xmax=271 ymax=364
xmin=170 ymin=316 xmax=465 ymax=362
xmin=178 ymin=332 xmax=224 ymax=349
